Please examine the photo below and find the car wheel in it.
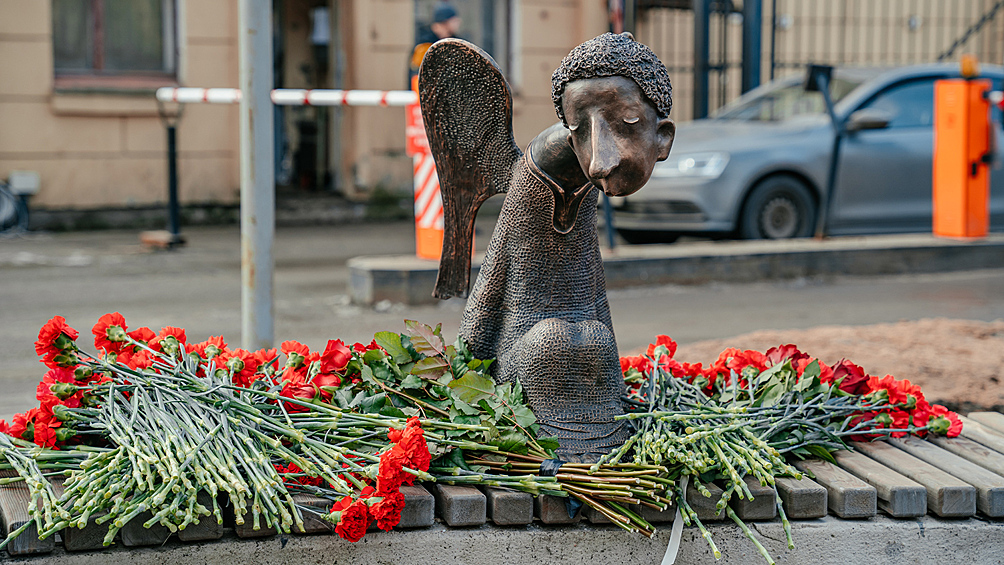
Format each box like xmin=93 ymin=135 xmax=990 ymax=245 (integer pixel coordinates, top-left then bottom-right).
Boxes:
xmin=616 ymin=229 xmax=680 ymax=245
xmin=739 ymin=176 xmax=816 ymax=240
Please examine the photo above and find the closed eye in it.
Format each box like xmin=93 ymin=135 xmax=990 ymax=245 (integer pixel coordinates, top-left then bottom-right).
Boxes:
xmin=568 ymin=123 xmax=580 ymax=131
xmin=623 ymin=117 xmax=640 ymax=124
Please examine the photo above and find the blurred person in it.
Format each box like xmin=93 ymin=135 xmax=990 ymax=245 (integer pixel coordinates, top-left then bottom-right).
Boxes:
xmin=410 ymin=3 xmax=462 ymax=80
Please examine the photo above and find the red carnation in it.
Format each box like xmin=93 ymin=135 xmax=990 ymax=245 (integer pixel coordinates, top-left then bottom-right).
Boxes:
xmin=370 ymin=491 xmax=406 ymax=531
xmin=281 ymin=341 xmax=310 ymax=369
xmin=128 ymin=326 xmax=156 ymax=344
xmin=92 ymin=312 xmax=128 ymax=355
xmin=646 ymin=335 xmax=678 ymax=358
xmin=334 ymin=498 xmax=372 ymax=542
xmin=927 ymin=405 xmax=963 ymax=437
xmin=34 ymin=316 xmax=79 ymax=368
xmin=376 ymin=446 xmax=409 ymax=495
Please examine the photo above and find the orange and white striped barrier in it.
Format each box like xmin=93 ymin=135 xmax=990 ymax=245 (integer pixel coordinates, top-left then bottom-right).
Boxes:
xmin=157 ymin=85 xmax=442 ymax=260
xmin=405 ymin=76 xmax=443 ymax=260
xmin=156 ymin=87 xmax=418 ymax=107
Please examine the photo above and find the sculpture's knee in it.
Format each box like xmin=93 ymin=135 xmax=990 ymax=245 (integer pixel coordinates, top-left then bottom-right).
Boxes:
xmin=500 ymin=318 xmax=628 ymax=458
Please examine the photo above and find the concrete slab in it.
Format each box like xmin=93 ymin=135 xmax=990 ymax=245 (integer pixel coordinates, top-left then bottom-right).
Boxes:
xmin=8 ymin=516 xmax=1004 ymax=565
xmin=348 ymin=234 xmax=1004 ymax=305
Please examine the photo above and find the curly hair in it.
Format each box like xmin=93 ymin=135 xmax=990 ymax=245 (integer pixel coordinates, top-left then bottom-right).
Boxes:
xmin=551 ymin=33 xmax=673 ymax=127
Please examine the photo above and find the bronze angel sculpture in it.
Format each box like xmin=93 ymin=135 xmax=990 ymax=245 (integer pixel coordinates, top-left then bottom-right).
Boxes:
xmin=419 ymin=33 xmax=675 ymax=460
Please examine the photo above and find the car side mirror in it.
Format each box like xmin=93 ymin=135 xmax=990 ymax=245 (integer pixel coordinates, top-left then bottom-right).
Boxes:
xmin=845 ymin=108 xmax=891 ymax=132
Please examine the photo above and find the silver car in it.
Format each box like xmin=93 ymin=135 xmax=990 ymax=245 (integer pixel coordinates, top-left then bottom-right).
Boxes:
xmin=610 ymin=64 xmax=1004 ymax=243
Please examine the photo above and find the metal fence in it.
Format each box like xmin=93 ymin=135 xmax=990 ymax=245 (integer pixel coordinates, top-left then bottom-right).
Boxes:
xmin=635 ymin=0 xmax=1004 ymax=122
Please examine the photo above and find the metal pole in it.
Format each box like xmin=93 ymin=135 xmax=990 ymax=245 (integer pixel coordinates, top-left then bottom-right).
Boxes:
xmin=811 ymin=71 xmax=842 ymax=239
xmin=238 ymin=0 xmax=276 ymax=351
xmin=166 ymin=125 xmax=181 ymax=244
xmin=742 ymin=0 xmax=763 ymax=93
xmin=693 ymin=0 xmax=711 ymax=119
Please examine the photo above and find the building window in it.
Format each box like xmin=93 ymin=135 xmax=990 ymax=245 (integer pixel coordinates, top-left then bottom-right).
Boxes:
xmin=53 ymin=0 xmax=177 ymax=82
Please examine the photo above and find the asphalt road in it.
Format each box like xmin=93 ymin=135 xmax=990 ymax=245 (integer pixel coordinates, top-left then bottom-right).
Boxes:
xmin=2 ymin=222 xmax=1003 ymax=421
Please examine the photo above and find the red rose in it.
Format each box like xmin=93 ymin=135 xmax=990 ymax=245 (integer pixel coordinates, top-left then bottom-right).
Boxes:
xmin=765 ymin=344 xmax=809 ymax=366
xmin=830 ymin=359 xmax=870 ymax=395
xmin=92 ymin=312 xmax=129 ymax=355
xmin=352 ymin=340 xmax=383 ymax=354
xmin=334 ymin=499 xmax=371 ymax=542
xmin=370 ymin=491 xmax=406 ymax=531
xmin=280 ymin=378 xmax=316 ymax=412
xmin=318 ymin=339 xmax=352 ymax=374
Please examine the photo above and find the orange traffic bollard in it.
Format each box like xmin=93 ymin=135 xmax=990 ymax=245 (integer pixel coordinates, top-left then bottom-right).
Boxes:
xmin=933 ymin=77 xmax=992 ymax=238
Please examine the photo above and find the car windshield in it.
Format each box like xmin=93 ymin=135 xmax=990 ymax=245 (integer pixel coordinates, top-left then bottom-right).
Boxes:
xmin=714 ymin=77 xmax=863 ymax=122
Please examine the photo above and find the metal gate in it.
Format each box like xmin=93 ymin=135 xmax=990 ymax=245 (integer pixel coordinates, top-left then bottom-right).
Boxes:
xmin=635 ymin=0 xmax=1004 ymax=122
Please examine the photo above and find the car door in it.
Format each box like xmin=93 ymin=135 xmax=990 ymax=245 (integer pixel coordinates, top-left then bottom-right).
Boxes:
xmin=830 ymin=78 xmax=937 ymax=234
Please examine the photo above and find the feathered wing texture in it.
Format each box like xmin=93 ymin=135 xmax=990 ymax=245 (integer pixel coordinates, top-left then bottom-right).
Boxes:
xmin=418 ymin=39 xmax=522 ymax=299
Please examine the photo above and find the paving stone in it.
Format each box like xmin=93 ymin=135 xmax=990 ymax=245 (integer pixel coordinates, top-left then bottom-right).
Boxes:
xmin=854 ymin=440 xmax=975 ymax=518
xmin=120 ymin=511 xmax=171 ymax=547
xmin=582 ymin=505 xmax=612 ymax=524
xmin=52 ymin=478 xmax=108 ymax=552
xmin=793 ymin=459 xmax=876 ymax=519
xmin=630 ymin=500 xmax=678 ymax=524
xmin=774 ymin=476 xmax=827 ymax=520
xmin=833 ymin=448 xmax=926 ymax=518
xmin=729 ymin=475 xmax=777 ymax=521
xmin=233 ymin=513 xmax=277 ymax=539
xmin=177 ymin=490 xmax=224 ymax=542
xmin=481 ymin=487 xmax=533 ymax=526
xmin=890 ymin=436 xmax=1004 ymax=517
xmin=685 ymin=481 xmax=725 ymax=521
xmin=534 ymin=494 xmax=581 ymax=524
xmin=292 ymin=494 xmax=333 ymax=534
xmin=398 ymin=484 xmax=435 ymax=528
xmin=0 ymin=470 xmax=54 ymax=555
xmin=430 ymin=484 xmax=486 ymax=527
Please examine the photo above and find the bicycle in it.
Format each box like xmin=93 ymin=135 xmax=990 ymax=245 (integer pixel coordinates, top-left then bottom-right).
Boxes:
xmin=0 ymin=179 xmax=30 ymax=235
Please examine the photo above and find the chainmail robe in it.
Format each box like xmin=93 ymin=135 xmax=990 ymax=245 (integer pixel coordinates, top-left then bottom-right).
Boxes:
xmin=459 ymin=142 xmax=629 ymax=458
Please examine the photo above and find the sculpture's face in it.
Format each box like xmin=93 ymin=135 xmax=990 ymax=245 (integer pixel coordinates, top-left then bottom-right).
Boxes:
xmin=562 ymin=76 xmax=675 ymax=197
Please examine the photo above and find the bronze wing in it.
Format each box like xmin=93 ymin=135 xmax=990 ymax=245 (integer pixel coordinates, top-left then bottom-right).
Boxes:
xmin=418 ymin=39 xmax=522 ymax=299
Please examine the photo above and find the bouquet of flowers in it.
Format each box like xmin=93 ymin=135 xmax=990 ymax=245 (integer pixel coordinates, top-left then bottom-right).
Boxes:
xmin=0 ymin=315 xmax=962 ymax=564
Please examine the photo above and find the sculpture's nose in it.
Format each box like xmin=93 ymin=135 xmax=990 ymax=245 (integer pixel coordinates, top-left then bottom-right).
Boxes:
xmin=588 ymin=118 xmax=620 ymax=181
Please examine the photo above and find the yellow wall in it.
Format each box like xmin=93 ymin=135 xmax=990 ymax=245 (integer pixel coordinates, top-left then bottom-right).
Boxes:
xmin=0 ymin=1 xmax=240 ymax=210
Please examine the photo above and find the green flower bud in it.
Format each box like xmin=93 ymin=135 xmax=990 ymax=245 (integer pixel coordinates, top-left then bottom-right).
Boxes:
xmin=54 ymin=333 xmax=77 ymax=351
xmin=74 ymin=367 xmax=93 ymax=381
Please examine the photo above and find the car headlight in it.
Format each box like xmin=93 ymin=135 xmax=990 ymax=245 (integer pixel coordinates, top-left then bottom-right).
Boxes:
xmin=652 ymin=152 xmax=729 ymax=179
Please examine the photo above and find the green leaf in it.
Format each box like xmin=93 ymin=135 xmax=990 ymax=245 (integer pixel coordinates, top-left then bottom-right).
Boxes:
xmin=334 ymin=388 xmax=355 ymax=409
xmin=804 ymin=445 xmax=837 ymax=464
xmin=359 ymin=392 xmax=387 ymax=414
xmin=380 ymin=404 xmax=407 ymax=418
xmin=496 ymin=428 xmax=529 ymax=453
xmin=363 ymin=348 xmax=389 ymax=365
xmin=400 ymin=374 xmax=424 ymax=389
xmin=360 ymin=364 xmax=377 ymax=386
xmin=451 ymin=398 xmax=481 ymax=416
xmin=447 ymin=371 xmax=496 ymax=405
xmin=404 ymin=320 xmax=446 ymax=356
xmin=509 ymin=403 xmax=537 ymax=429
xmin=374 ymin=331 xmax=414 ymax=364
xmin=801 ymin=359 xmax=821 ymax=381
xmin=400 ymin=335 xmax=421 ymax=360
xmin=757 ymin=383 xmax=788 ymax=408
xmin=467 ymin=359 xmax=482 ymax=370
xmin=410 ymin=356 xmax=450 ymax=380
xmin=535 ymin=437 xmax=561 ymax=452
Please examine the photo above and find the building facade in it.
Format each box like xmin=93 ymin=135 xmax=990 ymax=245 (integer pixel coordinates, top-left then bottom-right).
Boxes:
xmin=1 ymin=1 xmax=1002 ymax=214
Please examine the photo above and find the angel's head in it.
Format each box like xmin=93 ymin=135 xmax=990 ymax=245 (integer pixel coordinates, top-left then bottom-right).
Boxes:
xmin=551 ymin=33 xmax=676 ymax=196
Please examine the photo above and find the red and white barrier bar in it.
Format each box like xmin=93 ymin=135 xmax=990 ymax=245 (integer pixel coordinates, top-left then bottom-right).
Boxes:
xmin=156 ymin=87 xmax=418 ymax=107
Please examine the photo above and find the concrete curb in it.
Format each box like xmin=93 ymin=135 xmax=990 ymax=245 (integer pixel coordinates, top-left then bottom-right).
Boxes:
xmin=349 ymin=233 xmax=1004 ymax=305
xmin=9 ymin=515 xmax=1004 ymax=564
